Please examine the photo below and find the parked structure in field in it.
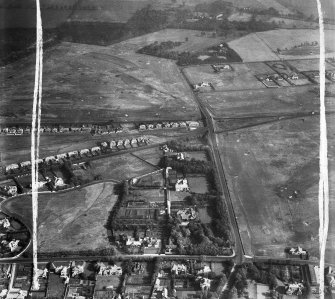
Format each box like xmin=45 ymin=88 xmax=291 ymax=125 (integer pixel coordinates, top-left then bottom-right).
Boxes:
xmin=212 ymin=64 xmax=232 ymax=72
xmin=288 ymin=246 xmax=308 ymax=259
xmin=192 ymin=82 xmax=212 ymax=91
xmin=289 ymin=72 xmax=299 ymax=80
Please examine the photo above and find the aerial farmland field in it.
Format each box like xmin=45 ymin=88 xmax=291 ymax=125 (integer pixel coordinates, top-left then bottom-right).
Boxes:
xmin=1 ymin=181 xmax=118 ymax=253
xmin=217 ymin=116 xmax=335 ymax=263
xmin=228 ymin=29 xmax=335 ymax=62
xmin=0 ymin=39 xmax=200 ymax=125
xmin=198 ymin=84 xmax=335 ymax=118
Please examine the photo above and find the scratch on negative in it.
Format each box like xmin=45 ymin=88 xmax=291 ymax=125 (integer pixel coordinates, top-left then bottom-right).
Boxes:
xmin=31 ymin=0 xmax=43 ymax=291
xmin=315 ymin=0 xmax=329 ymax=298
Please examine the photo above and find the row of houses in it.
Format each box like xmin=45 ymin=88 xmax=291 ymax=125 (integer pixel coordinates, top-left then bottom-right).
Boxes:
xmin=4 ymin=137 xmax=151 ymax=173
xmin=139 ymin=121 xmax=200 ymax=131
xmin=0 ymin=124 xmax=124 ymax=136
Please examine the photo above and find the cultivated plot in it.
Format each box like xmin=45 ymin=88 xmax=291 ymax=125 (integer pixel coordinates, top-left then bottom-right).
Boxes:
xmin=217 ymin=116 xmax=335 ymax=263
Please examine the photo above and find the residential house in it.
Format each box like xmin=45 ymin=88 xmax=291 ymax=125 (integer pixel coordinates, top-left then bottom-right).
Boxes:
xmin=130 ymin=139 xmax=138 ymax=147
xmin=124 ymin=139 xmax=131 ymax=148
xmin=109 ymin=140 xmax=117 ymax=149
xmin=8 ymin=240 xmax=21 ymax=253
xmin=45 ymin=156 xmax=57 ymax=164
xmin=139 ymin=124 xmax=146 ymax=131
xmin=171 ymin=122 xmax=179 ymax=128
xmin=171 ymin=264 xmax=187 ymax=276
xmin=70 ymin=125 xmax=81 ymax=132
xmin=51 ymin=127 xmax=59 ymax=133
xmin=24 ymin=127 xmax=31 ymax=134
xmin=186 ymin=121 xmax=200 ymax=130
xmin=44 ymin=127 xmax=52 ymax=133
xmin=91 ymin=147 xmax=101 ymax=154
xmin=326 ymin=266 xmax=335 ymax=288
xmin=68 ymin=151 xmax=79 ymax=158
xmin=101 ymin=142 xmax=108 ymax=148
xmin=20 ymin=161 xmax=31 ymax=168
xmin=0 ymin=185 xmax=17 ymax=197
xmin=197 ymin=265 xmax=211 ymax=275
xmin=198 ymin=277 xmax=211 ymax=291
xmin=156 ymin=123 xmax=163 ymax=129
xmin=5 ymin=164 xmax=19 ymax=173
xmin=177 ymin=208 xmax=196 ymax=222
xmin=15 ymin=128 xmax=23 ymax=135
xmin=98 ymin=264 xmax=122 ymax=276
xmin=175 ymin=178 xmax=190 ymax=192
xmin=56 ymin=153 xmax=67 ymax=160
xmin=285 ymin=282 xmax=304 ymax=295
xmin=7 ymin=127 xmax=16 ymax=135
xmin=147 ymin=124 xmax=154 ymax=130
xmin=116 ymin=140 xmax=124 ymax=149
xmin=179 ymin=122 xmax=187 ymax=128
xmin=80 ymin=149 xmax=90 ymax=156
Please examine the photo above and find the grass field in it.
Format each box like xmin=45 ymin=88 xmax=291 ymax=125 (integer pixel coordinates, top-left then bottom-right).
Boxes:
xmin=217 ymin=115 xmax=335 ymax=263
xmin=187 ymin=175 xmax=208 ymax=194
xmin=1 ymin=37 xmax=199 ymax=124
xmin=228 ymin=29 xmax=335 ymax=62
xmin=1 ymin=181 xmax=117 ymax=253
xmin=89 ymin=154 xmax=157 ymax=181
xmin=184 ymin=63 xmax=266 ymax=92
xmin=199 ymin=84 xmax=335 ymax=118
xmin=287 ymin=59 xmax=335 ymax=72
